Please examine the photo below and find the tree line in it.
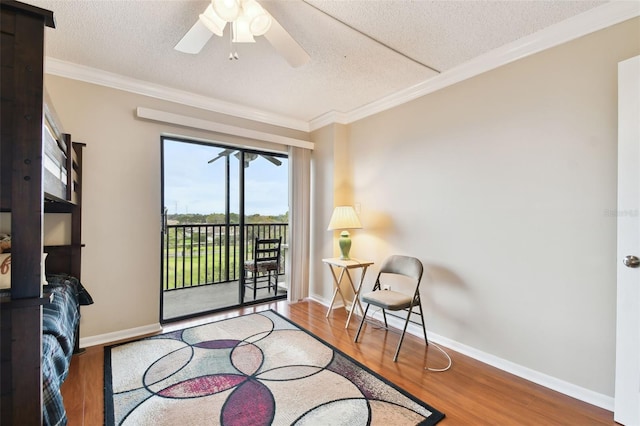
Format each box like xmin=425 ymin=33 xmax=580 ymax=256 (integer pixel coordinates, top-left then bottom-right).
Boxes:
xmin=168 ymin=212 xmax=288 ymax=224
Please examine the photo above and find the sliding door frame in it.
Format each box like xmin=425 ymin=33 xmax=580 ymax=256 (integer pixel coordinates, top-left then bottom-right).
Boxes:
xmin=160 ymin=136 xmax=288 ymax=323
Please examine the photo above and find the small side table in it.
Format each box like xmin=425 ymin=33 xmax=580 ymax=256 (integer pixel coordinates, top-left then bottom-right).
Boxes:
xmin=322 ymin=257 xmax=374 ymax=328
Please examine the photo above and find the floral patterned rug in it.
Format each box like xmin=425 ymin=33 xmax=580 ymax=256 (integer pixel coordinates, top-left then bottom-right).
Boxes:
xmin=104 ymin=310 xmax=444 ymax=425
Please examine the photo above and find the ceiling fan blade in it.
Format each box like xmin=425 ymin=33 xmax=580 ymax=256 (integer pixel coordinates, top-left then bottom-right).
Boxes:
xmin=263 ymin=16 xmax=310 ymax=68
xmin=207 ymin=154 xmax=224 ymax=164
xmin=261 ymin=155 xmax=282 ymax=166
xmin=208 ymin=149 xmax=236 ymax=163
xmin=175 ymin=19 xmax=214 ymax=54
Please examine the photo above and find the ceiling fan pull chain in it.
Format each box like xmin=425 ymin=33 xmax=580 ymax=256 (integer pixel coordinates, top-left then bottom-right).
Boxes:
xmin=228 ymin=24 xmax=239 ymax=60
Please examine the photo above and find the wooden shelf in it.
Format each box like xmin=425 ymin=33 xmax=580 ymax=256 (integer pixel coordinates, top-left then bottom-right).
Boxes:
xmin=0 ymin=294 xmax=52 ymax=308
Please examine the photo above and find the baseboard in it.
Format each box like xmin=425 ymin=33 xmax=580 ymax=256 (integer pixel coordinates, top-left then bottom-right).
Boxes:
xmin=79 ymin=323 xmax=162 ymax=348
xmin=365 ymin=310 xmax=614 ymax=412
xmin=309 ymin=294 xmax=614 ymax=411
xmin=309 ymin=293 xmax=344 ymax=310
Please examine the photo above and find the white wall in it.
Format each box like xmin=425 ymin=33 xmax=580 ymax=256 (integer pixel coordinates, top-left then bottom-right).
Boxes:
xmin=335 ymin=18 xmax=639 ymax=398
xmin=44 ymin=75 xmax=306 ymax=338
xmin=309 ymin=124 xmax=334 ymax=302
xmin=309 ymin=123 xmax=358 ymax=303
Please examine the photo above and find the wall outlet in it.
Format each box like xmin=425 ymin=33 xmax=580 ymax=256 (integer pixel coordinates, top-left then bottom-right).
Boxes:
xmin=382 ymin=285 xmax=391 ymax=291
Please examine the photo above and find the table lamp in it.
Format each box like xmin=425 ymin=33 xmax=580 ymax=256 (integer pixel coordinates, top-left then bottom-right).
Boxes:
xmin=327 ymin=206 xmax=362 ymax=260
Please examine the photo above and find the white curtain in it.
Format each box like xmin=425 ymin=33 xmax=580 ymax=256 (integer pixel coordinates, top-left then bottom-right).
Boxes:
xmin=287 ymin=146 xmax=311 ymax=301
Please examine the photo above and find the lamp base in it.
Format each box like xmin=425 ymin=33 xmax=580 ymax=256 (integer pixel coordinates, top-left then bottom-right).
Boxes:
xmin=338 ymin=230 xmax=352 ymax=260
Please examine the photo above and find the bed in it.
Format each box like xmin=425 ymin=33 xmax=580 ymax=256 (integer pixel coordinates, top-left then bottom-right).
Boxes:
xmin=40 ymin=127 xmax=87 ymax=425
xmin=42 ymin=275 xmax=93 ymax=426
xmin=1 ymin=274 xmax=93 ymax=426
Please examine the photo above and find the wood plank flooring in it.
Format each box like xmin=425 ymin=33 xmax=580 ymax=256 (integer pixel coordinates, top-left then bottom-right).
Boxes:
xmin=61 ymin=300 xmax=616 ymax=425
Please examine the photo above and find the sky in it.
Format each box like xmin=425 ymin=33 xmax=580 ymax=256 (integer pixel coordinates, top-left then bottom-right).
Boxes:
xmin=163 ymin=139 xmax=288 ymax=216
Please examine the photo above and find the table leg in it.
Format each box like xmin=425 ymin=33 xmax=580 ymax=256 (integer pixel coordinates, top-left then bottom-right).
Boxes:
xmin=344 ymin=265 xmax=369 ymax=328
xmin=352 ymin=265 xmax=368 ymax=316
xmin=326 ymin=265 xmax=348 ymax=318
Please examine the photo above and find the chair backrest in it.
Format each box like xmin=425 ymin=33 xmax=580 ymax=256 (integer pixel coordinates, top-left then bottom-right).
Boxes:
xmin=378 ymin=255 xmax=423 ymax=282
xmin=252 ymin=237 xmax=282 ymax=264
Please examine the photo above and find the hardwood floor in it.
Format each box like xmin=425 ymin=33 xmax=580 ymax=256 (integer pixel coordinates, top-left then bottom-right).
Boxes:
xmin=61 ymin=300 xmax=615 ymax=425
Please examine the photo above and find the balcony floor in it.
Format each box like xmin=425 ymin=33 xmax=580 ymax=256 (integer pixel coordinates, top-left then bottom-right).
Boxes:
xmin=162 ymin=279 xmax=287 ymax=320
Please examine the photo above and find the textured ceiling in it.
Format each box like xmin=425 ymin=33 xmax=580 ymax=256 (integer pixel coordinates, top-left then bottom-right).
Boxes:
xmin=24 ymin=0 xmax=609 ymax=126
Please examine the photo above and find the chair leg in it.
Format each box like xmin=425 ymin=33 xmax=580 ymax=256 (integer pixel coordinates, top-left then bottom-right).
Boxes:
xmin=381 ymin=309 xmax=388 ymax=329
xmin=240 ymin=274 xmax=246 ymax=301
xmin=354 ymin=304 xmax=370 ymax=342
xmin=414 ymin=292 xmax=428 ymax=345
xmin=393 ymin=303 xmax=416 ymax=362
xmin=419 ymin=305 xmax=428 ymax=346
xmin=253 ymin=272 xmax=257 ymax=300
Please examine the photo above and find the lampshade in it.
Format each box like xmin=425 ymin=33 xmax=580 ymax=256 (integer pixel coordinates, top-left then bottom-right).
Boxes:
xmin=327 ymin=206 xmax=362 ymax=231
xmin=199 ymin=5 xmax=226 ymax=36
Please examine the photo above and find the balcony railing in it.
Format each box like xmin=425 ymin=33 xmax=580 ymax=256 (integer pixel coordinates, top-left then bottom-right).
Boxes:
xmin=163 ymin=223 xmax=288 ymax=291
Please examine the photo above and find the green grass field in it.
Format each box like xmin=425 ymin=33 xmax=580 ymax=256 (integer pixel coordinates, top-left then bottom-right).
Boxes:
xmin=163 ymin=244 xmax=241 ymax=290
xmin=162 ymin=226 xmax=286 ymax=291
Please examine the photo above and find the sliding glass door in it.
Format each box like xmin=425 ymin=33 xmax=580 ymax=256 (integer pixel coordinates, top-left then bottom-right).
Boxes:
xmin=241 ymin=151 xmax=289 ymax=302
xmin=161 ymin=137 xmax=288 ymax=322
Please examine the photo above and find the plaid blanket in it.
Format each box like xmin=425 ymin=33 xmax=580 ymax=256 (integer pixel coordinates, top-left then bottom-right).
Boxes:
xmin=42 ymin=275 xmax=93 ymax=426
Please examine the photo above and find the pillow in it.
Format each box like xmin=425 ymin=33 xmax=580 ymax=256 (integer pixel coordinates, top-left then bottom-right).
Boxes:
xmin=0 ymin=233 xmax=10 ymax=253
xmin=0 ymin=253 xmax=48 ymax=289
xmin=0 ymin=253 xmax=10 ymax=289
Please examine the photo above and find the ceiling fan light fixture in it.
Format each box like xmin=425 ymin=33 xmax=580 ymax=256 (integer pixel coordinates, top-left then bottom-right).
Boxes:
xmin=199 ymin=5 xmax=226 ymax=37
xmin=176 ymin=0 xmax=308 ymax=66
xmin=212 ymin=0 xmax=241 ymax=22
xmin=232 ymin=17 xmax=255 ymax=43
xmin=242 ymin=0 xmax=272 ymax=36
xmin=249 ymin=14 xmax=271 ymax=36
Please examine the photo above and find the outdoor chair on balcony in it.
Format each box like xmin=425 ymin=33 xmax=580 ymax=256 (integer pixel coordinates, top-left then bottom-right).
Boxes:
xmin=243 ymin=237 xmax=282 ymax=300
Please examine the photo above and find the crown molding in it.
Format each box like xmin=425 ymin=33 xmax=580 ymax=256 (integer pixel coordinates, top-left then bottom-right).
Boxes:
xmin=45 ymin=0 xmax=638 ymax=134
xmin=309 ymin=0 xmax=640 ymax=131
xmin=307 ymin=110 xmax=350 ymax=131
xmin=44 ymin=58 xmax=311 ymax=133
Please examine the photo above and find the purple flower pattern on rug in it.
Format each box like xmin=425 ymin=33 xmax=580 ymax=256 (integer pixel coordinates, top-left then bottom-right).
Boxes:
xmin=106 ymin=311 xmax=443 ymax=425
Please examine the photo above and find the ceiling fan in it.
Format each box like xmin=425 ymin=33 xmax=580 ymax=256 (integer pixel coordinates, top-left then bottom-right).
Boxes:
xmin=175 ymin=0 xmax=310 ymax=67
xmin=208 ymin=148 xmax=282 ymax=168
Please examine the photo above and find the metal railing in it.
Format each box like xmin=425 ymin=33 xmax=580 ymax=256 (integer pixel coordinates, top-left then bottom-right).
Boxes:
xmin=162 ymin=223 xmax=288 ymax=291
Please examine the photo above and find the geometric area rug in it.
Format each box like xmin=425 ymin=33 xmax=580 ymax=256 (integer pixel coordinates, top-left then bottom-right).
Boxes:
xmin=104 ymin=310 xmax=445 ymax=425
